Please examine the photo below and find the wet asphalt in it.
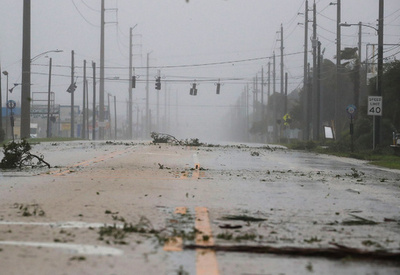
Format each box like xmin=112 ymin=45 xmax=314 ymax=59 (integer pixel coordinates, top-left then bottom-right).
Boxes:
xmin=0 ymin=140 xmax=399 ymax=274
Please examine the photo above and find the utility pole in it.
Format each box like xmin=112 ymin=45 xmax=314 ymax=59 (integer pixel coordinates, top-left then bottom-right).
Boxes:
xmin=146 ymin=52 xmax=150 ymax=136
xmin=70 ymin=50 xmax=75 ymax=138
xmin=114 ymin=95 xmax=117 ymax=139
xmin=157 ymin=70 xmax=161 ymax=131
xmin=303 ymin=0 xmax=309 ymax=140
xmin=273 ymin=52 xmax=276 ymax=94
xmin=280 ymin=24 xmax=284 ymax=95
xmin=261 ymin=66 xmax=264 ymax=119
xmin=128 ymin=27 xmax=133 ymax=139
xmin=99 ymin=0 xmax=105 ymax=140
xmin=46 ymin=58 xmax=52 ymax=138
xmin=86 ymin=79 xmax=89 ymax=138
xmin=284 ymin=72 xmax=288 ymax=115
xmin=82 ymin=60 xmax=87 ymax=139
xmin=268 ymin=62 xmax=271 ymax=98
xmin=21 ymin=0 xmax=31 ymax=139
xmin=312 ymin=0 xmax=318 ymax=140
xmin=164 ymin=80 xmax=167 ymax=132
xmin=92 ymin=62 xmax=96 ymax=140
xmin=108 ymin=94 xmax=111 ymax=139
xmin=0 ymin=64 xmax=2 ymax=136
xmin=335 ymin=0 xmax=341 ymax=139
xmin=357 ymin=22 xmax=362 ymax=108
xmin=255 ymin=75 xmax=258 ymax=104
xmin=307 ymin=63 xmax=312 ymax=139
xmin=273 ymin=52 xmax=277 ymax=142
xmin=317 ymin=41 xmax=322 ymax=140
xmin=376 ymin=0 xmax=384 ymax=147
xmin=246 ymin=84 xmax=249 ymax=141
xmin=252 ymin=78 xmax=256 ymax=117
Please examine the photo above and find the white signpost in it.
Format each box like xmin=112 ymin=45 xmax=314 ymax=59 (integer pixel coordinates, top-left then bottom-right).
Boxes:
xmin=368 ymin=96 xmax=383 ymax=149
xmin=368 ymin=96 xmax=382 ymax=116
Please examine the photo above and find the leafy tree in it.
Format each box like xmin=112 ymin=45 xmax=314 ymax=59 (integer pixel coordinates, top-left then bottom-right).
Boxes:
xmin=362 ymin=60 xmax=400 ymax=147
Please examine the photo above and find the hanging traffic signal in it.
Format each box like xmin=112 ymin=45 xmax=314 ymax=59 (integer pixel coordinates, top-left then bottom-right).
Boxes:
xmin=67 ymin=82 xmax=77 ymax=93
xmin=190 ymin=83 xmax=197 ymax=96
xmin=216 ymin=83 xmax=221 ymax=94
xmin=155 ymin=77 xmax=161 ymax=90
xmin=132 ymin=76 xmax=136 ymax=88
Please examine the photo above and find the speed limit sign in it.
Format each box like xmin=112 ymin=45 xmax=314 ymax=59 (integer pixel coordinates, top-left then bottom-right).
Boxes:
xmin=368 ymin=96 xmax=382 ymax=116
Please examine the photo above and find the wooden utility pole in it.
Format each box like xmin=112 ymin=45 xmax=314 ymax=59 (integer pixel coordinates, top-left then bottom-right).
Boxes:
xmin=46 ymin=58 xmax=52 ymax=138
xmin=303 ymin=0 xmax=309 ymax=140
xmin=99 ymin=0 xmax=105 ymax=140
xmin=70 ymin=50 xmax=75 ymax=138
xmin=280 ymin=24 xmax=284 ymax=95
xmin=92 ymin=62 xmax=96 ymax=140
xmin=335 ymin=0 xmax=341 ymax=139
xmin=376 ymin=0 xmax=384 ymax=147
xmin=312 ymin=1 xmax=318 ymax=140
xmin=0 ymin=64 xmax=2 ymax=136
xmin=284 ymin=72 xmax=288 ymax=115
xmin=146 ymin=52 xmax=150 ymax=136
xmin=86 ymin=79 xmax=89 ymax=138
xmin=261 ymin=66 xmax=264 ymax=119
xmin=128 ymin=27 xmax=133 ymax=139
xmin=317 ymin=41 xmax=322 ymax=140
xmin=268 ymin=62 xmax=271 ymax=98
xmin=82 ymin=60 xmax=87 ymax=139
xmin=114 ymin=95 xmax=117 ymax=139
xmin=157 ymin=70 xmax=161 ymax=131
xmin=273 ymin=52 xmax=276 ymax=94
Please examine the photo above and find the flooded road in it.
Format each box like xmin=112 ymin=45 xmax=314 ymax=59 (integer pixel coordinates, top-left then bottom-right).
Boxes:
xmin=0 ymin=140 xmax=399 ymax=274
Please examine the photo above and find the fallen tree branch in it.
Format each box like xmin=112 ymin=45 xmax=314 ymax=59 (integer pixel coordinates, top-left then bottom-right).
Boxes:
xmin=151 ymin=132 xmax=183 ymax=145
xmin=183 ymin=243 xmax=400 ymax=261
xmin=19 ymin=153 xmax=51 ymax=168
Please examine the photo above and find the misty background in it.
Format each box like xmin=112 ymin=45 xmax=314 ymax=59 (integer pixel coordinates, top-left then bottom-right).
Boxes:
xmin=1 ymin=0 xmax=399 ymax=142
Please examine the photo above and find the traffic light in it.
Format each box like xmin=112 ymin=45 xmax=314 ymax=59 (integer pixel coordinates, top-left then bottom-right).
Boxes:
xmin=155 ymin=77 xmax=161 ymax=90
xmin=190 ymin=83 xmax=197 ymax=96
xmin=67 ymin=82 xmax=77 ymax=93
xmin=132 ymin=76 xmax=136 ymax=88
xmin=216 ymin=83 xmax=221 ymax=94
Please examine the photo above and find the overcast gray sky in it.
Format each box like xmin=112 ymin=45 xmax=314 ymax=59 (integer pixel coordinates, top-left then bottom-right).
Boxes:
xmin=1 ymin=0 xmax=399 ymax=141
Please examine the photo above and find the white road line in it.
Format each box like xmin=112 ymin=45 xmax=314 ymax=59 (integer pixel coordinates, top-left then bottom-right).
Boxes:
xmin=0 ymin=241 xmax=123 ymax=256
xmin=0 ymin=221 xmax=123 ymax=229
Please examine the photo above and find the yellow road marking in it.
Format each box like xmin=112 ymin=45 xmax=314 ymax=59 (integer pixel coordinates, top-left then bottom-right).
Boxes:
xmin=49 ymin=149 xmax=128 ymax=176
xmin=195 ymin=207 xmax=219 ymax=275
xmin=163 ymin=207 xmax=187 ymax=252
xmin=175 ymin=207 xmax=187 ymax=215
xmin=163 ymin=237 xmax=183 ymax=252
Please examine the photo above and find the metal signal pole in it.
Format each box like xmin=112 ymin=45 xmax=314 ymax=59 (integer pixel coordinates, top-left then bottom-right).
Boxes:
xmin=21 ymin=0 xmax=31 ymax=139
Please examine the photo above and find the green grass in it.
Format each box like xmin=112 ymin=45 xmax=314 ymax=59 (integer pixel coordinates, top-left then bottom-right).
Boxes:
xmin=368 ymin=155 xmax=400 ymax=170
xmin=287 ymin=141 xmax=400 ymax=170
xmin=324 ymin=150 xmax=400 ymax=170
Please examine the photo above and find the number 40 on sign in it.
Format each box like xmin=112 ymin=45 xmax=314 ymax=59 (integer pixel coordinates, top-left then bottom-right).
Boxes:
xmin=368 ymin=96 xmax=382 ymax=116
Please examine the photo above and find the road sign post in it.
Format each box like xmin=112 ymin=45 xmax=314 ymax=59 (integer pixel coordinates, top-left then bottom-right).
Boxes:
xmin=7 ymin=100 xmax=16 ymax=141
xmin=368 ymin=96 xmax=383 ymax=150
xmin=346 ymin=105 xmax=357 ymax=152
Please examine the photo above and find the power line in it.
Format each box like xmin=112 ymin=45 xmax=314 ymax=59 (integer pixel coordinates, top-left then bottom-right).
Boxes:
xmin=32 ymin=51 xmax=304 ymax=70
xmin=80 ymin=0 xmax=100 ymax=12
xmin=70 ymin=0 xmax=99 ymax=27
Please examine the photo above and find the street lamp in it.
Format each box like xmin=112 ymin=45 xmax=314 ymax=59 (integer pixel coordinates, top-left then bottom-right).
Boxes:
xmin=340 ymin=22 xmax=378 ymax=108
xmin=340 ymin=22 xmax=378 ymax=63
xmin=20 ymin=49 xmax=63 ymax=139
xmin=31 ymin=49 xmax=63 ymax=63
